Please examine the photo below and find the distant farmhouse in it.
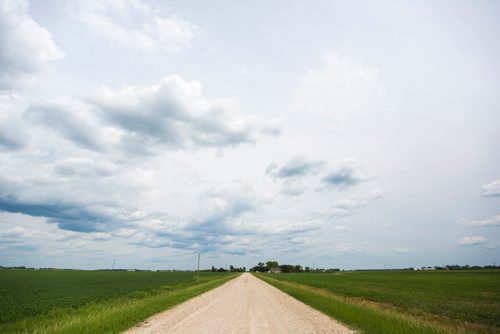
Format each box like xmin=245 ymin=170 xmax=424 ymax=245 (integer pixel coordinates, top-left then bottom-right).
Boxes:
xmin=421 ymin=266 xmax=436 ymax=271
xmin=268 ymin=267 xmax=281 ymax=273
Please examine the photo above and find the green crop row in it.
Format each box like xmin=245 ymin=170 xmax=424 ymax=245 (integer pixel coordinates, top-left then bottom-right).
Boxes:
xmin=256 ymin=270 xmax=500 ymax=334
xmin=0 ymin=269 xmax=237 ymax=333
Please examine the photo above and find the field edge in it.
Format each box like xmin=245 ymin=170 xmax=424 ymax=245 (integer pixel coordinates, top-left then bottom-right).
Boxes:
xmin=1 ymin=273 xmax=239 ymax=334
xmin=254 ymin=273 xmax=499 ymax=334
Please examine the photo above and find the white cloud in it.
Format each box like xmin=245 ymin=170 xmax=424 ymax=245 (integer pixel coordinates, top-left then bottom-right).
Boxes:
xmin=0 ymin=144 xmax=155 ymax=233
xmin=0 ymin=226 xmax=33 ymax=239
xmin=253 ymin=219 xmax=323 ymax=236
xmin=0 ymin=71 xmax=280 ymax=257
xmin=482 ymin=179 xmax=500 ymax=198
xmin=26 ymin=75 xmax=277 ymax=153
xmin=332 ymin=226 xmax=352 ymax=233
xmin=0 ymin=0 xmax=63 ymax=89
xmin=322 ymin=158 xmax=369 ymax=189
xmin=68 ymin=0 xmax=196 ymax=52
xmin=53 ymin=157 xmax=116 ymax=177
xmin=267 ymin=156 xmax=373 ymax=196
xmin=197 ymin=183 xmax=263 ymax=227
xmin=25 ymin=99 xmax=118 ymax=152
xmin=294 ymin=52 xmax=384 ymax=120
xmin=330 ymin=189 xmax=383 ymax=218
xmin=334 ymin=243 xmax=364 ymax=255
xmin=395 ymin=248 xmax=411 ymax=254
xmin=266 ymin=155 xmax=324 ymax=179
xmin=458 ymin=236 xmax=487 ymax=246
xmin=89 ymin=75 xmax=275 ymax=151
xmin=462 ymin=215 xmax=500 ymax=227
xmin=112 ymin=228 xmax=138 ymax=238
xmin=0 ymin=94 xmax=29 ymax=150
xmin=266 ymin=156 xmax=325 ymax=196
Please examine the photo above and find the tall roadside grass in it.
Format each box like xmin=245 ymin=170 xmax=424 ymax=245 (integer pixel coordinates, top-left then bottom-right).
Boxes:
xmin=257 ymin=274 xmax=498 ymax=334
xmin=2 ymin=274 xmax=237 ymax=334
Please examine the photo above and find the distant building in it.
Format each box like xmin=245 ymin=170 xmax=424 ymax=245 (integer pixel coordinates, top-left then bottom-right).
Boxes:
xmin=268 ymin=267 xmax=281 ymax=273
xmin=421 ymin=266 xmax=436 ymax=271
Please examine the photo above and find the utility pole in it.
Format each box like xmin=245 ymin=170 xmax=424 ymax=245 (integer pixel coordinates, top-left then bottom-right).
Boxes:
xmin=197 ymin=253 xmax=200 ymax=280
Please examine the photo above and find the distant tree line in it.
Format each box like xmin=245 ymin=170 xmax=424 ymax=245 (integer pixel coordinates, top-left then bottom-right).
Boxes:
xmin=248 ymin=262 xmax=500 ymax=273
xmin=210 ymin=265 xmax=246 ymax=272
xmin=2 ymin=264 xmax=498 ymax=272
xmin=250 ymin=261 xmax=340 ymax=273
xmin=437 ymin=264 xmax=500 ymax=270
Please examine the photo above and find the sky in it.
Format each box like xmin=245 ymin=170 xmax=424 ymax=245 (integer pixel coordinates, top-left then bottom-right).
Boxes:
xmin=0 ymin=0 xmax=499 ymax=270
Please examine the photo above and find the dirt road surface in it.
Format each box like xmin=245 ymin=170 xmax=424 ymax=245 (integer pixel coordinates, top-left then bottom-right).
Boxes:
xmin=124 ymin=273 xmax=355 ymax=334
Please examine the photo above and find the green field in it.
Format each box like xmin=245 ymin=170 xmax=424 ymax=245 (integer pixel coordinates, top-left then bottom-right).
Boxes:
xmin=0 ymin=269 xmax=236 ymax=333
xmin=258 ymin=270 xmax=500 ymax=334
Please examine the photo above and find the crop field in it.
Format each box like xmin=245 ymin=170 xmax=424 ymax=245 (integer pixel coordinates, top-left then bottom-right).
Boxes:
xmin=0 ymin=269 xmax=236 ymax=333
xmin=258 ymin=270 xmax=500 ymax=334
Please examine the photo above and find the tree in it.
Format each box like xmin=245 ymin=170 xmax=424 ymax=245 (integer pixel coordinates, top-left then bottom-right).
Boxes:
xmin=266 ymin=261 xmax=279 ymax=268
xmin=279 ymin=264 xmax=295 ymax=273
xmin=251 ymin=263 xmax=268 ymax=272
xmin=230 ymin=265 xmax=235 ymax=272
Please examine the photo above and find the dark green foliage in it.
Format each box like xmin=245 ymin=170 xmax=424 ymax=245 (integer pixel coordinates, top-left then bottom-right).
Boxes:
xmin=210 ymin=265 xmax=245 ymax=272
xmin=252 ymin=262 xmax=269 ymax=272
xmin=279 ymin=264 xmax=296 ymax=273
xmin=266 ymin=261 xmax=278 ymax=268
xmin=250 ymin=260 xmax=338 ymax=273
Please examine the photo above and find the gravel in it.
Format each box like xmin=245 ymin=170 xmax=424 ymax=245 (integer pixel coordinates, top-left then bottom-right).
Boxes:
xmin=124 ymin=273 xmax=355 ymax=334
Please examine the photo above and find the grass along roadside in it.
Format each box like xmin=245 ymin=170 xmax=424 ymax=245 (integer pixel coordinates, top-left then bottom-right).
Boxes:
xmin=256 ymin=274 xmax=499 ymax=334
xmin=1 ymin=273 xmax=238 ymax=334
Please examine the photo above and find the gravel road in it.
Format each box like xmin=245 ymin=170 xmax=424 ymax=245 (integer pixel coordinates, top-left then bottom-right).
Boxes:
xmin=124 ymin=273 xmax=355 ymax=334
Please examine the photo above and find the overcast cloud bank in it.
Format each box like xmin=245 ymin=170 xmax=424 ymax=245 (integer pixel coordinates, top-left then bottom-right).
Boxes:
xmin=0 ymin=0 xmax=498 ymax=270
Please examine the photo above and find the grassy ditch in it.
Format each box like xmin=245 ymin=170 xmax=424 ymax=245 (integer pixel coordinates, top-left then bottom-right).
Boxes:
xmin=1 ymin=272 xmax=237 ymax=334
xmin=256 ymin=273 xmax=499 ymax=334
